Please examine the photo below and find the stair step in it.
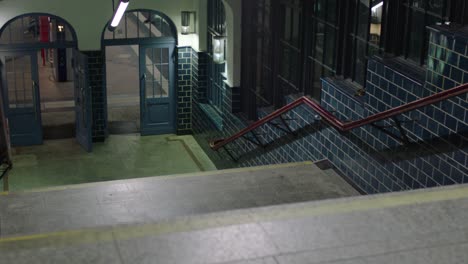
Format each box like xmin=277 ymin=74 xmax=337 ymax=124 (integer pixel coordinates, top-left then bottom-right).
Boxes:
xmin=0 ymin=161 xmax=359 ymax=238
xmin=1 ymin=184 xmax=467 ymax=264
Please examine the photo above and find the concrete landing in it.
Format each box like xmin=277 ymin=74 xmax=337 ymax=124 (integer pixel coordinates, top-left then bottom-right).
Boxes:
xmin=0 ymin=161 xmax=358 ymax=238
xmin=8 ymin=134 xmax=217 ymax=191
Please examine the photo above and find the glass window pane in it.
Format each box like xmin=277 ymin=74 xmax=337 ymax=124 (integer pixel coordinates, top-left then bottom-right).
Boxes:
xmin=357 ymin=0 xmax=370 ymax=40
xmin=292 ymin=9 xmax=301 ymax=46
xmin=150 ymin=16 xmax=162 ymax=38
xmin=155 ymin=48 xmax=162 ymax=64
xmin=64 ymin=24 xmax=74 ymax=41
xmin=313 ymin=61 xmax=322 ymax=98
xmin=314 ymin=22 xmax=325 ymax=61
xmin=161 ymin=48 xmax=169 ymax=63
xmin=283 ymin=7 xmax=292 ymax=40
xmin=280 ymin=46 xmax=291 ymax=79
xmin=145 ymin=48 xmax=154 ymax=65
xmin=290 ymin=51 xmax=300 ymax=87
xmin=146 ymin=81 xmax=154 ymax=98
xmin=354 ymin=40 xmax=367 ymax=86
xmin=427 ymin=0 xmax=445 ymax=16
xmin=370 ymin=1 xmax=383 ymax=46
xmin=408 ymin=10 xmax=425 ymax=62
xmin=161 ymin=65 xmax=169 ymax=98
xmin=324 ymin=26 xmax=336 ymax=67
xmin=137 ymin=12 xmax=150 ymax=38
xmin=315 ymin=0 xmax=326 ymax=20
xmin=125 ymin=12 xmax=139 ymax=39
xmin=113 ymin=16 xmax=126 ymax=39
xmin=412 ymin=0 xmax=425 ymax=9
xmin=327 ymin=0 xmax=337 ymax=23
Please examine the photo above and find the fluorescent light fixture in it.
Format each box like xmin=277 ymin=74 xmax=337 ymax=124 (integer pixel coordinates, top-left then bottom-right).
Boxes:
xmin=371 ymin=1 xmax=383 ymax=12
xmin=109 ymin=0 xmax=130 ymax=30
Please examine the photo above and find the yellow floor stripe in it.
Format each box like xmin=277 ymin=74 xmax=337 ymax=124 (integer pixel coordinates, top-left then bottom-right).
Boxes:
xmin=1 ymin=184 xmax=468 ymax=250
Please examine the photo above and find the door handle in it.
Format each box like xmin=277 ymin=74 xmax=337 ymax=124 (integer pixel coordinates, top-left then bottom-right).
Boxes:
xmin=32 ymin=81 xmax=37 ymax=120
xmin=141 ymin=74 xmax=148 ymax=115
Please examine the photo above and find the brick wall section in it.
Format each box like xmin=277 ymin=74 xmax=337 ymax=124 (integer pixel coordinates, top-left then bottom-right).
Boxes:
xmin=223 ymin=84 xmax=241 ymax=115
xmin=196 ymin=52 xmax=208 ymax=103
xmin=177 ymin=47 xmax=193 ymax=135
xmin=191 ymin=49 xmax=199 ymax=104
xmin=82 ymin=50 xmax=106 ymax=142
xmin=193 ymin=26 xmax=468 ymax=194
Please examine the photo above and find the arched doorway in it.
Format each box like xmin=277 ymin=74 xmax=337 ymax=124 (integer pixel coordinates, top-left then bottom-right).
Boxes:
xmin=102 ymin=10 xmax=177 ymax=136
xmin=0 ymin=14 xmax=89 ymax=149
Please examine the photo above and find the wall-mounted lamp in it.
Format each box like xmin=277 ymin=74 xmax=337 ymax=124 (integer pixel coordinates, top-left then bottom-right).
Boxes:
xmin=181 ymin=11 xmax=196 ymax=35
xmin=108 ymin=0 xmax=130 ymax=31
xmin=212 ymin=35 xmax=226 ymax=64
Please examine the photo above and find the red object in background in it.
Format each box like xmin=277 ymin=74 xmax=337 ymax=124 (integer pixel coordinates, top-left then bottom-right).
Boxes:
xmin=39 ymin=16 xmax=50 ymax=66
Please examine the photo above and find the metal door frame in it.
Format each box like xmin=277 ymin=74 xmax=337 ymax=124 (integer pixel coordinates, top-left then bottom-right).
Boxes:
xmin=0 ymin=50 xmax=43 ymax=146
xmin=101 ymin=9 xmax=179 ymax=137
xmin=0 ymin=13 xmax=79 ymax=146
xmin=139 ymin=41 xmax=176 ymax=135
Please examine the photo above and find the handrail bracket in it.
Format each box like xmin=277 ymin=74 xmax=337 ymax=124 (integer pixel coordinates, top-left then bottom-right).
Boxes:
xmin=222 ymin=146 xmax=239 ymax=162
xmin=268 ymin=115 xmax=297 ymax=136
xmin=371 ymin=117 xmax=411 ymax=145
xmin=242 ymin=131 xmax=266 ymax=148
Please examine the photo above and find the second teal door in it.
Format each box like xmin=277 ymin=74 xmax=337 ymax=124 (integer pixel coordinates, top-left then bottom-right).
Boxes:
xmin=139 ymin=43 xmax=176 ymax=135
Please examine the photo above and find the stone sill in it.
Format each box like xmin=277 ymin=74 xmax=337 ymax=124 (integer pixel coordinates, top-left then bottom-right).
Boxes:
xmin=199 ymin=103 xmax=224 ymax=131
xmin=372 ymin=55 xmax=426 ymax=85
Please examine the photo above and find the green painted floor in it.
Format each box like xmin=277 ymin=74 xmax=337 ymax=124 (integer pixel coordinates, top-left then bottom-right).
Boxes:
xmin=6 ymin=134 xmax=217 ymax=191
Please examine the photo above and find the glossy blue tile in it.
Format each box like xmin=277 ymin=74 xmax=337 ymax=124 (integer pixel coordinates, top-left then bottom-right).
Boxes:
xmin=447 ymin=52 xmax=459 ymax=66
xmin=450 ymin=67 xmax=463 ymax=83
xmin=454 ymin=40 xmax=467 ymax=54
xmin=458 ymin=52 xmax=468 ymax=67
xmin=444 ymin=78 xmax=455 ymax=90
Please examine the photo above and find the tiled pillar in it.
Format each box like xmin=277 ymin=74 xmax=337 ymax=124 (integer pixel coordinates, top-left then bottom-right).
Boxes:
xmin=177 ymin=47 xmax=193 ymax=135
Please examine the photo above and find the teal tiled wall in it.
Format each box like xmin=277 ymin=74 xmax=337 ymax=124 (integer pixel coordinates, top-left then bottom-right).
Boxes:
xmin=192 ymin=26 xmax=468 ymax=194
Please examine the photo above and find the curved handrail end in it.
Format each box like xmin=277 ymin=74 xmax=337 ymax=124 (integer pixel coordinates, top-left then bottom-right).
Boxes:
xmin=209 ymin=139 xmax=225 ymax=150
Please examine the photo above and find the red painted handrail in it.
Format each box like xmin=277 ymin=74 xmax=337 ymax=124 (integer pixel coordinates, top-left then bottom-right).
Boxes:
xmin=210 ymin=83 xmax=468 ymax=151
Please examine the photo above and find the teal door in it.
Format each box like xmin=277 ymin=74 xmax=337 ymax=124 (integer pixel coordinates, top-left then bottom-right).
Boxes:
xmin=73 ymin=50 xmax=92 ymax=152
xmin=0 ymin=52 xmax=42 ymax=146
xmin=139 ymin=44 xmax=176 ymax=135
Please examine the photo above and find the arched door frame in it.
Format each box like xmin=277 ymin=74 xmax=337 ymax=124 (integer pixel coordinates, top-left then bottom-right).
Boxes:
xmin=0 ymin=13 xmax=80 ymax=147
xmin=0 ymin=13 xmax=78 ymax=51
xmin=101 ymin=9 xmax=179 ymax=136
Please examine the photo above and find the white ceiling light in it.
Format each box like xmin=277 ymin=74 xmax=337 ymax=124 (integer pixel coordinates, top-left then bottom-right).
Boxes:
xmin=109 ymin=0 xmax=130 ymax=31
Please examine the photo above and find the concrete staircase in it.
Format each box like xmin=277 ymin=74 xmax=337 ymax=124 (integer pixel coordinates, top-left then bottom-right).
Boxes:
xmin=1 ymin=162 xmax=467 ymax=263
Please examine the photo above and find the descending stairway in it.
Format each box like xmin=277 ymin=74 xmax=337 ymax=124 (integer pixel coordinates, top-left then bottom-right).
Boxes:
xmin=1 ymin=162 xmax=467 ymax=263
